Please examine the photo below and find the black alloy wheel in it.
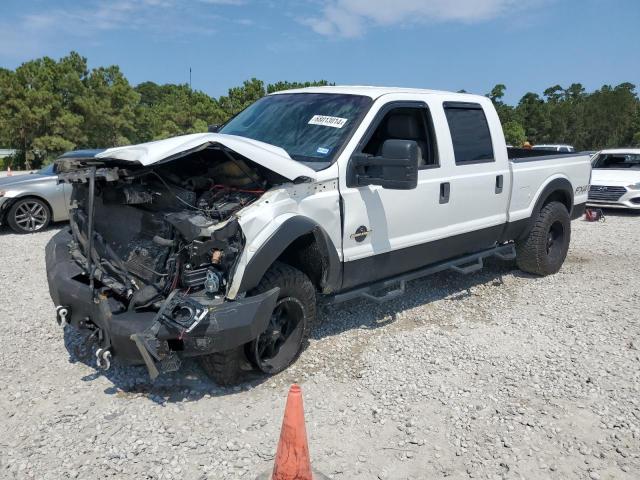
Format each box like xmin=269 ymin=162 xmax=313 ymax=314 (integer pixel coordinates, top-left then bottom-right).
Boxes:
xmin=251 ymin=296 xmax=307 ymax=374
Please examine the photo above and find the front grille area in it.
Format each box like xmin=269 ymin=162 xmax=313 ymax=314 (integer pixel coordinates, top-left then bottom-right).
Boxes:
xmin=588 ymin=185 xmax=627 ymax=202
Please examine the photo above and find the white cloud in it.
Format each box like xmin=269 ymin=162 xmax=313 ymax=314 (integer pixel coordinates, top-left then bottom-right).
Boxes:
xmin=303 ymin=0 xmax=541 ymax=38
xmin=0 ymin=0 xmax=249 ymax=58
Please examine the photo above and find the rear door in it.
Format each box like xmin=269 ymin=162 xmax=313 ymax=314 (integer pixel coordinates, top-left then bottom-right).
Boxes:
xmin=439 ymin=100 xmax=511 ymax=243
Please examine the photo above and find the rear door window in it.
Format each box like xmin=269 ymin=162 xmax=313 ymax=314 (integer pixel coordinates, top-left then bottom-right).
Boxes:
xmin=443 ymin=102 xmax=494 ymax=164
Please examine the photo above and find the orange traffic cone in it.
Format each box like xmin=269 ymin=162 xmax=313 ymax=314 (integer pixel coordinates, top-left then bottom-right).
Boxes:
xmin=257 ymin=385 xmax=329 ymax=480
xmin=6 ymin=166 xmax=12 ymax=177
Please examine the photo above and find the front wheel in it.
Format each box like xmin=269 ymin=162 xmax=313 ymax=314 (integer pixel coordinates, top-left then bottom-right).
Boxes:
xmin=247 ymin=262 xmax=316 ymax=375
xmin=7 ymin=197 xmax=51 ymax=233
xmin=516 ymin=201 xmax=571 ymax=276
xmin=199 ymin=262 xmax=316 ymax=385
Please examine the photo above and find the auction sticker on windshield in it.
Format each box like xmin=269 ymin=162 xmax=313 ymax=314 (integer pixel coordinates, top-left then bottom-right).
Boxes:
xmin=308 ymin=115 xmax=348 ymax=129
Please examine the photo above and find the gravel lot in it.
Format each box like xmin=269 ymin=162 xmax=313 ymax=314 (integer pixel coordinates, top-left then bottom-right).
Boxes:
xmin=1 ymin=212 xmax=639 ymax=479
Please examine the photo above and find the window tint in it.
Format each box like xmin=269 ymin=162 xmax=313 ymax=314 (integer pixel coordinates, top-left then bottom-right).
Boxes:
xmin=362 ymin=106 xmax=438 ymax=168
xmin=444 ymin=103 xmax=494 ymax=164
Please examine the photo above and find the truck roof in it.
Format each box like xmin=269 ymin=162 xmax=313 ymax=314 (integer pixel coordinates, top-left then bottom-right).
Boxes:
xmin=271 ymin=85 xmax=486 ymax=101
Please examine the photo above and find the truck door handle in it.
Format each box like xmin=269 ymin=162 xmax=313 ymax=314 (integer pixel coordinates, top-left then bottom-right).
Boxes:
xmin=439 ymin=182 xmax=450 ymax=204
xmin=495 ymin=175 xmax=504 ymax=194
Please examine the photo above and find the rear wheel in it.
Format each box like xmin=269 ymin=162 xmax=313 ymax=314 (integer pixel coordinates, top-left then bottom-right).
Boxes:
xmin=516 ymin=201 xmax=571 ymax=276
xmin=7 ymin=197 xmax=51 ymax=234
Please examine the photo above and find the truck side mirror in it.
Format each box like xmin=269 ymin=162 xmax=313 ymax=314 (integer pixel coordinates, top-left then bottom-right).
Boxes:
xmin=351 ymin=139 xmax=419 ymax=190
xmin=208 ymin=124 xmax=220 ymax=133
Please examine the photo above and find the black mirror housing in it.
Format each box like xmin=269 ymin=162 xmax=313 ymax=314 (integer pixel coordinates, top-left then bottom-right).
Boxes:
xmin=208 ymin=124 xmax=220 ymax=133
xmin=351 ymin=139 xmax=419 ymax=190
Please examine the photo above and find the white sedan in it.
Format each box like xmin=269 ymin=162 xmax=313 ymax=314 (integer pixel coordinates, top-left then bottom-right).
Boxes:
xmin=588 ymin=149 xmax=640 ymax=209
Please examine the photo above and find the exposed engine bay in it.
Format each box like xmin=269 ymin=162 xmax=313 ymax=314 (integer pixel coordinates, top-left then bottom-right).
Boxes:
xmin=58 ymin=146 xmax=283 ymax=337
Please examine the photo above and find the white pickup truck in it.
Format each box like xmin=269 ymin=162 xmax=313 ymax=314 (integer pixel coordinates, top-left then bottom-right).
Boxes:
xmin=45 ymin=86 xmax=592 ymax=384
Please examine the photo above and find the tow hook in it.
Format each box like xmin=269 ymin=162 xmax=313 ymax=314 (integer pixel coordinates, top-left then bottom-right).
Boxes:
xmin=96 ymin=348 xmax=112 ymax=370
xmin=55 ymin=306 xmax=70 ymax=326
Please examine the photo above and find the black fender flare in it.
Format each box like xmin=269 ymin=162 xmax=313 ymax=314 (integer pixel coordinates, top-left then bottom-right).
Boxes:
xmin=236 ymin=216 xmax=342 ymax=295
xmin=521 ymin=177 xmax=574 ymax=240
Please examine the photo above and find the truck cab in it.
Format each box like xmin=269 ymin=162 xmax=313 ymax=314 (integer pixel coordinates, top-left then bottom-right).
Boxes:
xmin=45 ymin=87 xmax=592 ymax=384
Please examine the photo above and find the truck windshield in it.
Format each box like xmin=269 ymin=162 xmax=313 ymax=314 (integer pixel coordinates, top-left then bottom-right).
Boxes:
xmin=592 ymin=153 xmax=640 ymax=169
xmin=219 ymin=93 xmax=371 ymax=166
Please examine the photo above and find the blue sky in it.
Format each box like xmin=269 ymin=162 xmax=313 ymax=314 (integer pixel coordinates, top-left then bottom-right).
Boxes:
xmin=1 ymin=0 xmax=638 ymax=104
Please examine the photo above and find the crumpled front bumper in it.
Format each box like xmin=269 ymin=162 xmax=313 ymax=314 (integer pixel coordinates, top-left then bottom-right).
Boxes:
xmin=45 ymin=229 xmax=278 ymax=371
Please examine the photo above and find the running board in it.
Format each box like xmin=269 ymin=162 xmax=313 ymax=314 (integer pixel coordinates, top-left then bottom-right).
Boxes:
xmin=325 ymin=243 xmax=516 ymax=306
xmin=361 ymin=280 xmax=406 ymax=304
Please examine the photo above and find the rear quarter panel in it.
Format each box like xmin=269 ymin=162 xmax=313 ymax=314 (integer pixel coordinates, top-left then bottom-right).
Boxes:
xmin=508 ymin=155 xmax=592 ymax=222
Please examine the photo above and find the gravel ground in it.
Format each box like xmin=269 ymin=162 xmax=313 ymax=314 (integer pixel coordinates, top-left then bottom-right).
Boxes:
xmin=1 ymin=213 xmax=639 ymax=480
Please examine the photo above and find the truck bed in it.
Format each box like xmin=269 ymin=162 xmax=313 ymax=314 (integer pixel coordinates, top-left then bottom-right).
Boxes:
xmin=507 ymin=147 xmax=582 ymax=162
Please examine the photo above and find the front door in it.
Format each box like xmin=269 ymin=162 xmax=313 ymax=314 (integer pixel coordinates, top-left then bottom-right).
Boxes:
xmin=339 ymin=100 xmax=446 ymax=289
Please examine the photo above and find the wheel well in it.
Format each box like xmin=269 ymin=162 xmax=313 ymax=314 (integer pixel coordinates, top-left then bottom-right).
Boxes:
xmin=276 ymin=233 xmax=326 ymax=291
xmin=542 ymin=189 xmax=571 ymax=213
xmin=10 ymin=195 xmax=53 ymax=216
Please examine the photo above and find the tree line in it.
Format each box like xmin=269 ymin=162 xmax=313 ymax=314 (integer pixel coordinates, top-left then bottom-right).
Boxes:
xmin=487 ymin=83 xmax=640 ymax=149
xmin=1 ymin=52 xmax=639 ymax=169
xmin=0 ymin=52 xmax=330 ymax=168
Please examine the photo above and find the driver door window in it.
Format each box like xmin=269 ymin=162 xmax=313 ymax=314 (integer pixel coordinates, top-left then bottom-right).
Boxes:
xmin=361 ymin=106 xmax=438 ymax=169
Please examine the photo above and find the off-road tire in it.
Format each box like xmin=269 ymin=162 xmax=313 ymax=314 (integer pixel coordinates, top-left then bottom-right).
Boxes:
xmin=199 ymin=347 xmax=247 ymax=387
xmin=247 ymin=262 xmax=316 ymax=375
xmin=516 ymin=201 xmax=571 ymax=276
xmin=7 ymin=197 xmax=51 ymax=234
xmin=199 ymin=262 xmax=316 ymax=384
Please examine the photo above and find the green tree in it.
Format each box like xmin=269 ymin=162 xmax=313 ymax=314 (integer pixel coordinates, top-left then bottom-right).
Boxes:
xmin=266 ymin=80 xmax=332 ymax=94
xmin=1 ymin=53 xmax=91 ymax=165
xmin=218 ymin=78 xmax=266 ymax=118
xmin=516 ymin=92 xmax=550 ymax=144
xmin=587 ymin=83 xmax=632 ymax=149
xmin=487 ymin=84 xmax=518 ymax=124
xmin=502 ymin=121 xmax=526 ymax=147
xmin=133 ymin=82 xmax=224 ymax=142
xmin=78 ymin=65 xmax=140 ymax=147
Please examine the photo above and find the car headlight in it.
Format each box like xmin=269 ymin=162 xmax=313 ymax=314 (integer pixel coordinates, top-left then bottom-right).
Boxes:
xmin=627 ymin=183 xmax=640 ymax=190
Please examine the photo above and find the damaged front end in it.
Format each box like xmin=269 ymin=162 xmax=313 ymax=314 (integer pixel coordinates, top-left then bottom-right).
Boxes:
xmin=46 ymin=142 xmax=286 ymax=378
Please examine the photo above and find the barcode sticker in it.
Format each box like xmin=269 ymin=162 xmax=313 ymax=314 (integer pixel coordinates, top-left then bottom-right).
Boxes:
xmin=308 ymin=115 xmax=348 ymax=129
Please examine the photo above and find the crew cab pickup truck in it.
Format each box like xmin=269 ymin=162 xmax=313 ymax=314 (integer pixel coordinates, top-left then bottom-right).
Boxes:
xmin=45 ymin=86 xmax=592 ymax=384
